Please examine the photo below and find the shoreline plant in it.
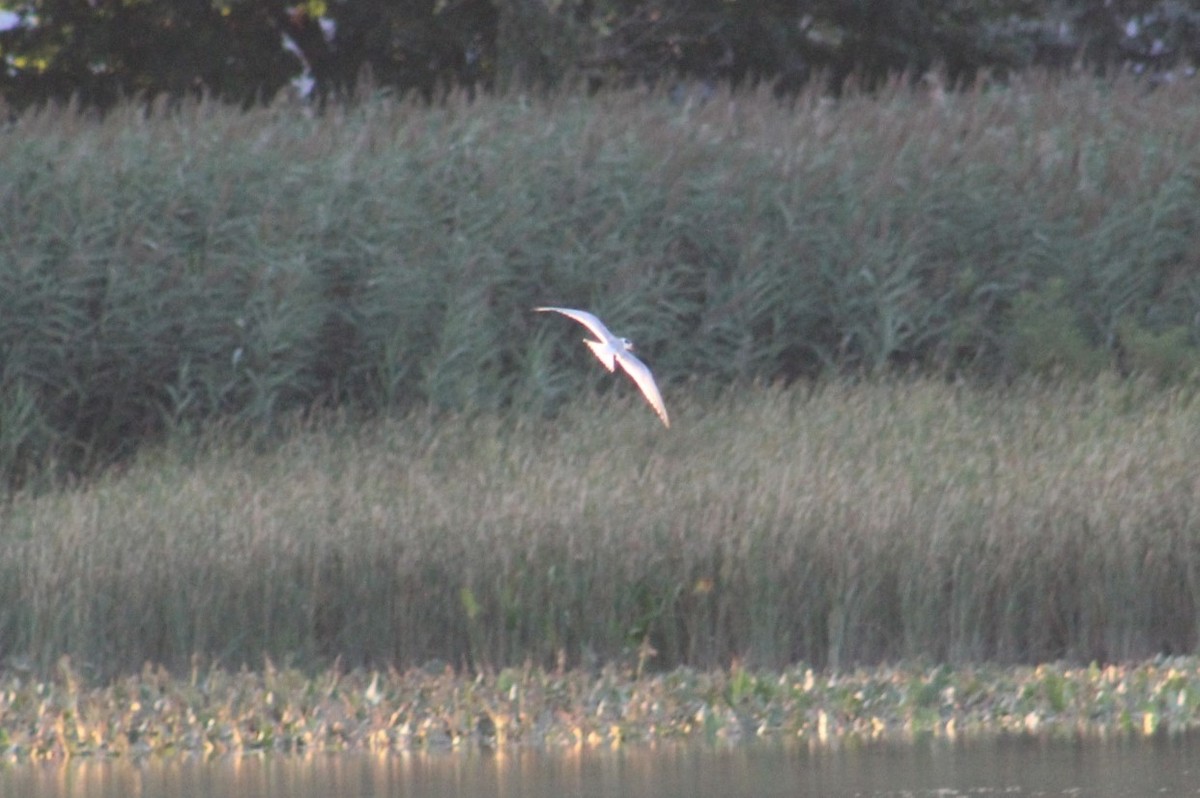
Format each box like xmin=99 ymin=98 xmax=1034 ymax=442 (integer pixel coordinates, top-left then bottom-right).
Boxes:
xmin=1 ymin=656 xmax=1199 ymax=761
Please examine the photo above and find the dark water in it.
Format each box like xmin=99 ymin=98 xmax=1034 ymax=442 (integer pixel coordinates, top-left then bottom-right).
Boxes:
xmin=4 ymin=735 xmax=1199 ymax=798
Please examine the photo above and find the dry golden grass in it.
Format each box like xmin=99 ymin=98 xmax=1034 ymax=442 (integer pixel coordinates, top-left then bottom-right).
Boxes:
xmin=1 ymin=378 xmax=1197 ymax=678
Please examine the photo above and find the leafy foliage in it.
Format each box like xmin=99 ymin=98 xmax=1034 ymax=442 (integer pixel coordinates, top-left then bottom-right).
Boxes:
xmin=1 ymin=1 xmax=1198 ymax=109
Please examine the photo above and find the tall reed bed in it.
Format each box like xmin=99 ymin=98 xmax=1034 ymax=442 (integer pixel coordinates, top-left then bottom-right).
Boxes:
xmin=1 ymin=378 xmax=1196 ymax=679
xmin=3 ymin=75 xmax=1200 ymax=486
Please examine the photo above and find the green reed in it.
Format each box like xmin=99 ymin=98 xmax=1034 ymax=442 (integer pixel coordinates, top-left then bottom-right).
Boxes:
xmin=3 ymin=74 xmax=1200 ymax=487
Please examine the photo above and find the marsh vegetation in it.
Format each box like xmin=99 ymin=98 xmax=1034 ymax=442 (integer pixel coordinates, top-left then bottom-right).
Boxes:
xmin=1 ymin=74 xmax=1199 ymax=754
xmin=3 ymin=74 xmax=1199 ymax=487
xmin=1 ymin=380 xmax=1197 ymax=679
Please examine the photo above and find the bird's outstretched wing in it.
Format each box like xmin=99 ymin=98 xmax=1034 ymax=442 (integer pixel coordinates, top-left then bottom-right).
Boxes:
xmin=615 ymin=349 xmax=670 ymax=428
xmin=534 ymin=307 xmax=617 ymax=370
xmin=533 ymin=307 xmax=612 ymax=342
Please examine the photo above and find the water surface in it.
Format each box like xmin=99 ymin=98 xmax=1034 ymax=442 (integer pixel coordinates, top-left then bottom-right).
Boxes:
xmin=4 ymin=734 xmax=1200 ymax=798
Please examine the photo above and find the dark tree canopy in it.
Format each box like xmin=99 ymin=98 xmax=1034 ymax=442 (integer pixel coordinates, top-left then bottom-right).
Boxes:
xmin=0 ymin=1 xmax=1197 ymax=109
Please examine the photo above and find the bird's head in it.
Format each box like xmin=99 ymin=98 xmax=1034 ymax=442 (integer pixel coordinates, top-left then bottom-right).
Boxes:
xmin=619 ymin=337 xmax=634 ymax=351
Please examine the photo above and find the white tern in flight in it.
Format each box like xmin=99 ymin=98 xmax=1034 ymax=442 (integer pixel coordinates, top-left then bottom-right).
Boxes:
xmin=534 ymin=306 xmax=670 ymax=428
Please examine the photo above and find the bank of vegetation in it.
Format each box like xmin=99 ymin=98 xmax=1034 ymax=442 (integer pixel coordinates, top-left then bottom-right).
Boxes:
xmin=2 ymin=46 xmax=1200 ymax=709
xmin=3 ymin=74 xmax=1199 ymax=489
xmin=2 ymin=656 xmax=1199 ymax=761
xmin=1 ymin=379 xmax=1197 ymax=679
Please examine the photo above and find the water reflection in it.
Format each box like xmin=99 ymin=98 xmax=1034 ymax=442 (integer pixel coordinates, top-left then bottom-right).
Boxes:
xmin=4 ymin=734 xmax=1200 ymax=798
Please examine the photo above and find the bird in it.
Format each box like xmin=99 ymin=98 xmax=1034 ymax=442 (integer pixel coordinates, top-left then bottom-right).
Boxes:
xmin=534 ymin=306 xmax=670 ymax=428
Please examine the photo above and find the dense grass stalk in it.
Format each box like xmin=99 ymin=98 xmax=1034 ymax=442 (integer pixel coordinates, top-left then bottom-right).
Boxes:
xmin=2 ymin=75 xmax=1200 ymax=485
xmin=1 ymin=379 xmax=1196 ymax=679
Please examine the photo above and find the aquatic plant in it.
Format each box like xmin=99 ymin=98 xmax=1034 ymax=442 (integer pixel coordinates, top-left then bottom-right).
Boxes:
xmin=2 ymin=656 xmax=1198 ymax=761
